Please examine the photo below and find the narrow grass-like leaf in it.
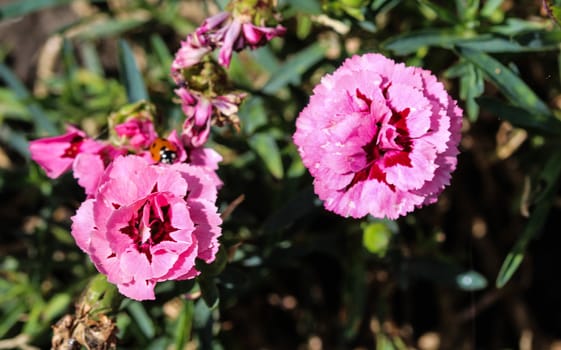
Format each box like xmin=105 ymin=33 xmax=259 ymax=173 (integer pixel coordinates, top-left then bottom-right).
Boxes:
xmin=248 ymin=132 xmax=284 ymax=179
xmin=250 ymin=47 xmax=281 ymax=73
xmin=386 ymin=30 xmax=561 ymax=55
xmin=262 ymin=42 xmax=326 ymax=94
xmin=80 ymin=41 xmax=103 ymax=76
xmin=0 ymin=303 xmax=26 ymax=338
xmin=173 ymin=300 xmax=194 ymax=349
xmin=42 ymin=293 xmax=72 ymax=323
xmin=477 ymin=97 xmax=561 ymax=134
xmin=76 ymin=18 xmax=148 ymax=40
xmin=458 ymin=63 xmax=484 ymax=121
xmin=238 ymin=96 xmax=267 ymax=134
xmin=0 ymin=125 xmax=31 ymax=158
xmin=118 ymin=40 xmax=148 ymax=103
xmin=384 ymin=29 xmax=466 ymax=55
xmin=496 ymin=150 xmax=561 ymax=287
xmin=0 ymin=64 xmax=56 ymax=135
xmin=0 ymin=0 xmax=72 ymax=19
xmin=481 ymin=0 xmax=503 ymax=17
xmin=127 ymin=301 xmax=155 ymax=338
xmin=457 ymin=31 xmax=561 ymax=53
xmin=457 ymin=46 xmax=551 ymax=116
xmin=418 ymin=0 xmax=457 ymax=24
xmin=150 ymin=34 xmax=173 ymax=70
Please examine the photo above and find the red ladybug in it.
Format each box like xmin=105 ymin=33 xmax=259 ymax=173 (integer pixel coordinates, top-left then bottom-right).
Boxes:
xmin=149 ymin=138 xmax=178 ymax=164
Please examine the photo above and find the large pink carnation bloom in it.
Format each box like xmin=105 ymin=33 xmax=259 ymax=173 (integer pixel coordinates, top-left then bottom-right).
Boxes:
xmin=71 ymin=155 xmax=222 ymax=300
xmin=293 ymin=54 xmax=462 ymax=219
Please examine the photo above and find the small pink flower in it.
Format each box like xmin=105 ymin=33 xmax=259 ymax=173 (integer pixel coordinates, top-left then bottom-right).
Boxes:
xmin=114 ymin=118 xmax=157 ymax=150
xmin=293 ymin=53 xmax=462 ymax=219
xmin=29 ymin=126 xmax=104 ymax=179
xmin=71 ymin=155 xmax=222 ymax=300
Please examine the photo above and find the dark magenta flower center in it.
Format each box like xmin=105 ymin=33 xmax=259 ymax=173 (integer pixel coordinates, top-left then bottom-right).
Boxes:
xmin=120 ymin=196 xmax=178 ymax=262
xmin=62 ymin=135 xmax=84 ymax=158
xmin=347 ymin=88 xmax=413 ymax=191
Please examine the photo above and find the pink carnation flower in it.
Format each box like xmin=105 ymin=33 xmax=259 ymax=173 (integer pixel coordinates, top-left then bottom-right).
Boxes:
xmin=71 ymin=155 xmax=222 ymax=300
xmin=29 ymin=126 xmax=104 ymax=179
xmin=293 ymin=54 xmax=462 ymax=219
xmin=29 ymin=125 xmax=128 ymax=196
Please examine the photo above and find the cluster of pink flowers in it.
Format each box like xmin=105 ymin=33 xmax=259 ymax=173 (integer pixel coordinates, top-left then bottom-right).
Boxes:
xmin=30 ymin=104 xmax=222 ymax=300
xmin=171 ymin=0 xmax=285 ymax=147
xmin=29 ymin=0 xmax=286 ymax=301
xmin=293 ymin=53 xmax=463 ymax=219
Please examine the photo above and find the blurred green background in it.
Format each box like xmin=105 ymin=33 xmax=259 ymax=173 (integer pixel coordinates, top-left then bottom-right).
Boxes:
xmin=2 ymin=0 xmax=561 ymax=349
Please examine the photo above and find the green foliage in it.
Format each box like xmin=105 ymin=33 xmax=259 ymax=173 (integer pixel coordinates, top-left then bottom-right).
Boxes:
xmin=2 ymin=0 xmax=561 ymax=348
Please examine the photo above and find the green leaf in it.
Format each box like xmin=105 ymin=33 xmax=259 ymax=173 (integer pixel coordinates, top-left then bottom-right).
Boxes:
xmin=195 ymin=246 xmax=228 ymax=277
xmin=385 ymin=30 xmax=561 ymax=55
xmin=127 ymin=302 xmax=155 ymax=338
xmin=457 ymin=63 xmax=484 ymax=121
xmin=0 ymin=302 xmax=26 ymax=338
xmin=496 ymin=150 xmax=561 ymax=287
xmin=455 ymin=0 xmax=479 ymax=21
xmin=477 ymin=97 xmax=561 ymax=134
xmin=0 ymin=125 xmax=31 ymax=158
xmin=0 ymin=64 xmax=57 ymax=135
xmin=198 ymin=277 xmax=219 ymax=309
xmin=458 ymin=31 xmax=561 ymax=53
xmin=42 ymin=293 xmax=72 ymax=323
xmin=481 ymin=0 xmax=503 ymax=18
xmin=248 ymin=132 xmax=284 ymax=179
xmin=75 ymin=18 xmax=148 ymax=40
xmin=262 ymin=42 xmax=326 ymax=94
xmin=490 ymin=18 xmax=547 ymax=36
xmin=150 ymin=34 xmax=173 ymax=71
xmin=418 ymin=0 xmax=457 ymax=24
xmin=0 ymin=0 xmax=72 ymax=19
xmin=384 ymin=29 xmax=466 ymax=55
xmin=118 ymin=40 xmax=149 ymax=103
xmin=173 ymin=300 xmax=194 ymax=350
xmin=238 ymin=96 xmax=268 ymax=134
xmin=80 ymin=41 xmax=104 ymax=76
xmin=457 ymin=46 xmax=551 ymax=116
